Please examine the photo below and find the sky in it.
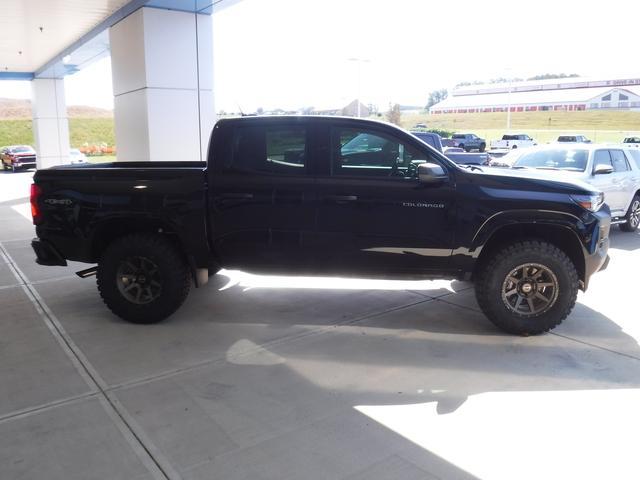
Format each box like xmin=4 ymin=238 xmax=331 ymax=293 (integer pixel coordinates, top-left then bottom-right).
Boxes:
xmin=1 ymin=0 xmax=639 ymax=112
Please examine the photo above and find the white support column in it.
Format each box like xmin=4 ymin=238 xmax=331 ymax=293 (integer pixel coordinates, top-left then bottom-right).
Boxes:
xmin=31 ymin=78 xmax=70 ymax=169
xmin=109 ymin=7 xmax=214 ymax=162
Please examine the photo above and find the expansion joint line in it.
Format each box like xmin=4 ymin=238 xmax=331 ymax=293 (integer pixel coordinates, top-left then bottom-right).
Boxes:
xmin=0 ymin=242 xmax=178 ymax=480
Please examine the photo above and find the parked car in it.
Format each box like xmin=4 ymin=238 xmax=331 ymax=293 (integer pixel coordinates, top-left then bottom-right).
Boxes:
xmin=451 ymin=133 xmax=486 ymax=152
xmin=623 ymin=137 xmax=640 ymax=147
xmin=441 ymin=137 xmax=457 ymax=148
xmin=1 ymin=145 xmax=37 ymax=172
xmin=512 ymin=144 xmax=640 ymax=231
xmin=411 ymin=131 xmax=488 ymax=165
xmin=490 ymin=134 xmax=536 ymax=150
xmin=31 ymin=116 xmax=610 ymax=335
xmin=69 ymin=148 xmax=87 ymax=164
xmin=557 ymin=135 xmax=591 ymax=143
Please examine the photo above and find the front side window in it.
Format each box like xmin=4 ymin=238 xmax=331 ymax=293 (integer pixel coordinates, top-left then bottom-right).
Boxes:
xmin=593 ymin=150 xmax=612 ymax=170
xmin=332 ymin=127 xmax=430 ymax=177
xmin=610 ymin=150 xmax=629 ymax=172
xmin=228 ymin=126 xmax=307 ymax=174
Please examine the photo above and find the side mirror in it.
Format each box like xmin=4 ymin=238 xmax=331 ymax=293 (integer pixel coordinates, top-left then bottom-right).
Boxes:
xmin=593 ymin=164 xmax=613 ymax=175
xmin=418 ymin=162 xmax=448 ymax=184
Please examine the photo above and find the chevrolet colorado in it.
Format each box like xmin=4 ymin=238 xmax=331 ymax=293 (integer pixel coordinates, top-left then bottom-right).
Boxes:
xmin=30 ymin=116 xmax=610 ymax=335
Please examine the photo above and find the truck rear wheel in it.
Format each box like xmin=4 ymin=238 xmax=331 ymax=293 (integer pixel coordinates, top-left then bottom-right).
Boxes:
xmin=475 ymin=240 xmax=578 ymax=335
xmin=97 ymin=233 xmax=191 ymax=324
xmin=479 ymin=143 xmax=486 ymax=152
xmin=620 ymin=195 xmax=640 ymax=232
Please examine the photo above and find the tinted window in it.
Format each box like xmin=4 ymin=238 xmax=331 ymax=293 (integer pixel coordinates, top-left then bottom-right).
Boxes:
xmin=610 ymin=150 xmax=629 ymax=172
xmin=228 ymin=126 xmax=307 ymax=174
xmin=332 ymin=127 xmax=430 ymax=177
xmin=514 ymin=149 xmax=588 ymax=171
xmin=452 ymin=134 xmax=465 ymax=139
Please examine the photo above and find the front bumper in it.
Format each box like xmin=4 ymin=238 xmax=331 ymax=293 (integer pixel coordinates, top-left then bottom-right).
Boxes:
xmin=583 ymin=231 xmax=609 ymax=290
xmin=32 ymin=238 xmax=67 ymax=266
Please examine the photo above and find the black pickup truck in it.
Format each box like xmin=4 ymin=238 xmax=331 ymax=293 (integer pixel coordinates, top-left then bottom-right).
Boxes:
xmin=30 ymin=116 xmax=610 ymax=335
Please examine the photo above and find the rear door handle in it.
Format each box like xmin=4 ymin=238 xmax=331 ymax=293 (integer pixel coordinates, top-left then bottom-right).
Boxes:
xmin=220 ymin=193 xmax=254 ymax=199
xmin=325 ymin=195 xmax=358 ymax=202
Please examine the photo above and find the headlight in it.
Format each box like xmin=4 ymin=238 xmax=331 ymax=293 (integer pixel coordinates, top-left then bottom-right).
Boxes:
xmin=571 ymin=192 xmax=604 ymax=212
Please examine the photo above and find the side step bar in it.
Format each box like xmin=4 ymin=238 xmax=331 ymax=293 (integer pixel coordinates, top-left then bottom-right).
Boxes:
xmin=76 ymin=266 xmax=98 ymax=278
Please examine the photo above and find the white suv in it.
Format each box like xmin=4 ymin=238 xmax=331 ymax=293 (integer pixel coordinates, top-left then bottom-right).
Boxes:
xmin=512 ymin=144 xmax=640 ymax=231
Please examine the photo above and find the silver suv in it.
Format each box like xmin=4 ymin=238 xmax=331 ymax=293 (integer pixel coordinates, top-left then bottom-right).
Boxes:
xmin=512 ymin=144 xmax=640 ymax=231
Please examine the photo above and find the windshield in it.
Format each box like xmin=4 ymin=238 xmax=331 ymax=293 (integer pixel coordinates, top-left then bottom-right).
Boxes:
xmin=513 ymin=149 xmax=588 ymax=171
xmin=10 ymin=146 xmax=34 ymax=153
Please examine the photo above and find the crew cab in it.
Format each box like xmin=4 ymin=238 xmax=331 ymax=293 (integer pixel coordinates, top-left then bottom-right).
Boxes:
xmin=490 ymin=134 xmax=536 ymax=150
xmin=451 ymin=133 xmax=487 ymax=152
xmin=30 ymin=116 xmax=610 ymax=335
xmin=1 ymin=145 xmax=37 ymax=172
xmin=512 ymin=144 xmax=640 ymax=231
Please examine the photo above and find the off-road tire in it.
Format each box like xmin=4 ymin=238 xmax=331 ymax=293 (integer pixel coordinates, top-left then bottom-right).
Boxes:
xmin=97 ymin=233 xmax=191 ymax=324
xmin=475 ymin=240 xmax=578 ymax=335
xmin=620 ymin=195 xmax=640 ymax=232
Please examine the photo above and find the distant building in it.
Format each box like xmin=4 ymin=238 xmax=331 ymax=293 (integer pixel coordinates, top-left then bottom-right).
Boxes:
xmin=430 ymin=76 xmax=640 ymax=114
xmin=313 ymin=100 xmax=370 ymax=117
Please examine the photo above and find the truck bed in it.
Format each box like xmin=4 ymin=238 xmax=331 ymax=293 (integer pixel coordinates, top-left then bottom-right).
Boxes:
xmin=33 ymin=161 xmax=210 ymax=268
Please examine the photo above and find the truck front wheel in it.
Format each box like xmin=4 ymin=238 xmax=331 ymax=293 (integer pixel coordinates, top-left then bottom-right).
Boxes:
xmin=97 ymin=233 xmax=191 ymax=324
xmin=475 ymin=240 xmax=578 ymax=335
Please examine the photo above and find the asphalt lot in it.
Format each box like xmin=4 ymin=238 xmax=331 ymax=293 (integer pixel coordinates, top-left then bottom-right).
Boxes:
xmin=1 ymin=169 xmax=640 ymax=480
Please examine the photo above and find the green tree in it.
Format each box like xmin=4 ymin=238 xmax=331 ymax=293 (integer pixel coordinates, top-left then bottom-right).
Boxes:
xmin=526 ymin=73 xmax=580 ymax=81
xmin=426 ymin=88 xmax=448 ymax=109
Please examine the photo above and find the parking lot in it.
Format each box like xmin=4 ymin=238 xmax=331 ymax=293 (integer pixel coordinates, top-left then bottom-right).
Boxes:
xmin=1 ymin=169 xmax=640 ymax=480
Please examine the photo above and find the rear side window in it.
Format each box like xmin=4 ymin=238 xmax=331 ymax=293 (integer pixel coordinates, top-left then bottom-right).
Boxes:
xmin=627 ymin=149 xmax=640 ymax=169
xmin=610 ymin=150 xmax=630 ymax=172
xmin=227 ymin=126 xmax=307 ymax=174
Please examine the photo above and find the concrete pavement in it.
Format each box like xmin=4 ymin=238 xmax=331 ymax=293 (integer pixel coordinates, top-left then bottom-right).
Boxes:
xmin=1 ymin=169 xmax=640 ymax=480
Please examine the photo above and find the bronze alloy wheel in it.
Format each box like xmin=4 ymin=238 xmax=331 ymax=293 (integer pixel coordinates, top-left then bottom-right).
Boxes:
xmin=501 ymin=263 xmax=559 ymax=316
xmin=116 ymin=256 xmax=162 ymax=305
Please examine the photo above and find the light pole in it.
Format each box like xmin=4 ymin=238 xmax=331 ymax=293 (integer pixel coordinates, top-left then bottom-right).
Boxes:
xmin=504 ymin=67 xmax=514 ymax=131
xmin=348 ymin=57 xmax=369 ymax=117
xmin=506 ymin=79 xmax=512 ymax=130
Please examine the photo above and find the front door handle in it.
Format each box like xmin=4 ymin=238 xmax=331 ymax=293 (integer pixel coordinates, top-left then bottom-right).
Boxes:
xmin=220 ymin=193 xmax=254 ymax=199
xmin=325 ymin=195 xmax=358 ymax=202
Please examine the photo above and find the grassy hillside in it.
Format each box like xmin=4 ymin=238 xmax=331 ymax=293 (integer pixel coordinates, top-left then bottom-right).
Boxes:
xmin=402 ymin=110 xmax=640 ymax=144
xmin=2 ymin=109 xmax=639 ymax=150
xmin=0 ymin=118 xmax=115 ymax=148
